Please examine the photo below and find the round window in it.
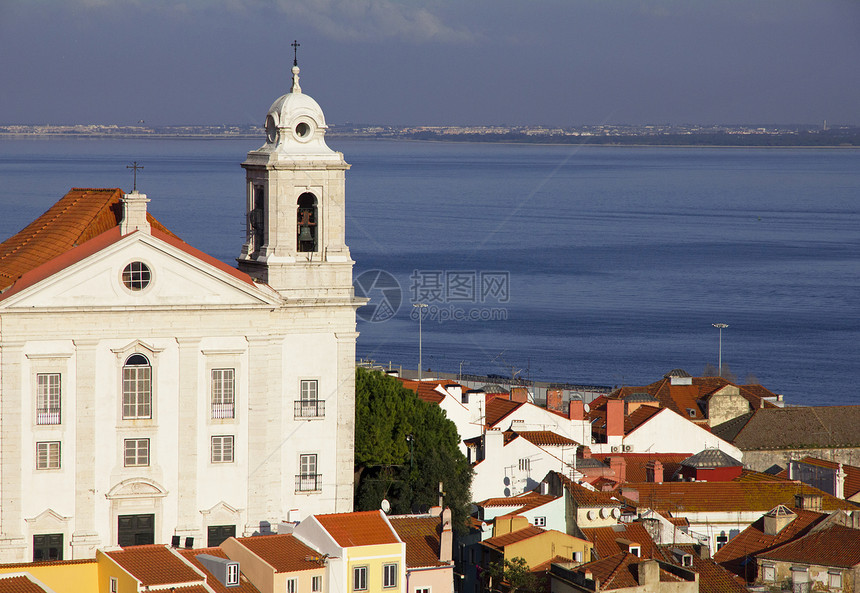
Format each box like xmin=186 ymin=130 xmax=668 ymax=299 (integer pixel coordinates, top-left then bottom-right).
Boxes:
xmin=295 ymin=122 xmax=311 ymax=138
xmin=122 ymin=261 xmax=151 ymax=291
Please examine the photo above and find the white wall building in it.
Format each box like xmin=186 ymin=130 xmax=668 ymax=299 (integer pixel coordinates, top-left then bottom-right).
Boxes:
xmin=0 ymin=64 xmax=361 ymax=562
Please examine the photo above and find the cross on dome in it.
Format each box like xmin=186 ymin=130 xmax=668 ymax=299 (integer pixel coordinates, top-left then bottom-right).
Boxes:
xmin=291 ymin=39 xmax=302 ymax=94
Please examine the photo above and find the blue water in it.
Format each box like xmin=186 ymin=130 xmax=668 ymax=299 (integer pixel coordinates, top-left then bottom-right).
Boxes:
xmin=1 ymin=138 xmax=858 ymax=406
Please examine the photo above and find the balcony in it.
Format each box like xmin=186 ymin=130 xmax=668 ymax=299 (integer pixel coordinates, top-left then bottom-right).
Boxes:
xmin=211 ymin=403 xmax=235 ymax=419
xmin=295 ymin=474 xmax=322 ymax=492
xmin=294 ymin=400 xmax=325 ymax=419
xmin=36 ymin=409 xmax=61 ymax=425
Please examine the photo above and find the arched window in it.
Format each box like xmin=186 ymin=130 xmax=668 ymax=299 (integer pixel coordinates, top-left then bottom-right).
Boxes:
xmin=123 ymin=354 xmax=151 ymax=419
xmin=297 ymin=193 xmax=318 ymax=252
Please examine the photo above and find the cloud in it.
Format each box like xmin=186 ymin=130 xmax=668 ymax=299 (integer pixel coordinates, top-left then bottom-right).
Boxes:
xmin=278 ymin=0 xmax=476 ymax=43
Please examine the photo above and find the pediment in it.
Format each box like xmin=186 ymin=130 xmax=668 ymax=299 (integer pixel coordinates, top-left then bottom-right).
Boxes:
xmin=200 ymin=501 xmax=244 ymax=524
xmin=106 ymin=477 xmax=168 ymax=500
xmin=25 ymin=508 xmax=72 ymax=529
xmin=1 ymin=231 xmax=279 ymax=309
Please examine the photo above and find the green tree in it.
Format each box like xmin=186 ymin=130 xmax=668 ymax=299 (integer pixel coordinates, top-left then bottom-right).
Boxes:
xmin=354 ymin=368 xmax=473 ymax=528
xmin=485 ymin=557 xmax=536 ymax=593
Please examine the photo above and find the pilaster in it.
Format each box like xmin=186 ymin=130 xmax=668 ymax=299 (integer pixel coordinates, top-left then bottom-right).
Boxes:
xmin=175 ymin=337 xmax=201 ymax=538
xmin=0 ymin=341 xmax=27 ymax=561
xmin=71 ymin=339 xmax=101 ymax=558
xmin=334 ymin=332 xmax=358 ymax=512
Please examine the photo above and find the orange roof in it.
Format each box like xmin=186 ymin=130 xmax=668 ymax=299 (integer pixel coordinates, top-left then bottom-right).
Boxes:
xmin=595 ymin=453 xmax=690 ymax=483
xmin=625 ymin=481 xmax=855 ymax=514
xmin=176 ymin=547 xmax=262 ymax=593
xmin=389 ymin=516 xmax=448 ymax=569
xmin=713 ymin=507 xmax=828 ymax=579
xmin=657 ymin=545 xmax=748 ymax=593
xmin=553 ymin=472 xmax=623 ymax=508
xmin=479 ymin=493 xmax=556 ymax=508
xmin=759 ymin=523 xmax=860 ymax=567
xmin=0 ymin=188 xmax=174 ymax=292
xmin=573 ymin=552 xmax=684 ymax=590
xmin=484 ymin=399 xmax=522 ymax=427
xmin=0 ymin=575 xmax=52 ymax=593
xmin=315 ymin=510 xmax=400 ymax=547
xmin=230 ymin=534 xmax=323 ymax=574
xmin=482 ymin=525 xmax=546 ymax=551
xmin=397 ymin=378 xmax=466 ymax=405
xmin=105 ymin=545 xmax=203 ymax=587
xmin=530 ymin=555 xmax=573 ymax=573
xmin=581 ymin=522 xmax=660 ymax=560
xmin=512 ymin=431 xmax=578 ymax=447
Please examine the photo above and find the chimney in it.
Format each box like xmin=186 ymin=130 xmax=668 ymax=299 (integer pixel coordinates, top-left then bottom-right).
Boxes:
xmin=440 ymin=508 xmax=453 ymax=563
xmin=694 ymin=544 xmax=710 ymax=559
xmin=568 ymin=400 xmax=584 ymax=421
xmin=547 ymin=389 xmax=564 ymax=413
xmin=606 ymin=399 xmax=624 ymax=442
xmin=445 ymin=384 xmax=462 ymax=401
xmin=609 ymin=456 xmax=626 ymax=484
xmin=483 ymin=429 xmax=504 ymax=461
xmin=120 ymin=191 xmax=151 ymax=235
xmin=645 ymin=460 xmax=664 ymax=483
xmin=511 ymin=387 xmax=529 ymax=403
xmin=581 ymin=446 xmax=592 ymax=459
xmin=636 ymin=560 xmax=660 ymax=586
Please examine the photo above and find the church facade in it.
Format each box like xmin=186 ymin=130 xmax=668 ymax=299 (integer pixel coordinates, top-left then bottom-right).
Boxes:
xmin=0 ymin=65 xmax=361 ymax=562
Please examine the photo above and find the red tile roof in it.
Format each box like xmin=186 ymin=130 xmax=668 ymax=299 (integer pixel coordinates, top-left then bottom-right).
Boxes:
xmin=657 ymin=545 xmax=748 ymax=593
xmin=759 ymin=523 xmax=860 ymax=567
xmin=389 ymin=516 xmax=448 ymax=569
xmin=484 ymin=399 xmax=523 ymax=428
xmin=554 ymin=472 xmax=623 ymax=508
xmin=233 ymin=534 xmax=326 ymax=573
xmin=105 ymin=545 xmax=204 ymax=587
xmin=0 ymin=188 xmax=174 ymax=292
xmin=315 ymin=510 xmax=400 ymax=547
xmin=581 ymin=523 xmax=660 ymax=560
xmin=0 ymin=575 xmax=52 ymax=593
xmin=624 ymin=406 xmax=663 ymax=434
xmin=512 ymin=431 xmax=578 ymax=447
xmin=176 ymin=547 xmax=262 ymax=593
xmin=479 ymin=493 xmax=556 ymax=508
xmin=713 ymin=507 xmax=828 ymax=579
xmin=623 ymin=481 xmax=856 ymax=514
xmin=595 ymin=453 xmax=690 ymax=483
xmin=573 ymin=553 xmax=684 ymax=590
xmin=397 ymin=379 xmax=466 ymax=405
xmin=482 ymin=526 xmax=546 ymax=552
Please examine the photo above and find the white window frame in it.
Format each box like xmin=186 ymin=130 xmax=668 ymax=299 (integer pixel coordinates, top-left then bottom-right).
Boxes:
xmin=286 ymin=577 xmax=298 ymax=593
xmin=416 ymin=588 xmax=431 ymax=593
xmin=211 ymin=368 xmax=235 ymax=419
xmin=110 ymin=577 xmax=118 ymax=593
xmin=828 ymin=571 xmax=841 ymax=589
xmin=124 ymin=438 xmax=150 ymax=467
xmin=297 ymin=453 xmax=320 ymax=492
xmin=36 ymin=373 xmax=62 ymax=425
xmin=211 ymin=435 xmax=234 ymax=463
xmin=312 ymin=575 xmax=323 ymax=592
xmin=383 ymin=563 xmax=398 ymax=588
xmin=762 ymin=565 xmax=776 ymax=582
xmin=533 ymin=516 xmax=546 ymax=527
xmin=519 ymin=458 xmax=530 ymax=472
xmin=226 ymin=563 xmax=239 ymax=586
xmin=353 ymin=566 xmax=368 ymax=591
xmin=36 ymin=441 xmax=61 ymax=470
xmin=122 ymin=354 xmax=152 ymax=419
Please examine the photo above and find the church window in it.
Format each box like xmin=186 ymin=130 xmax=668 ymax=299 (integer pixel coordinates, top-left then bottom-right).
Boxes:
xmin=296 ymin=379 xmax=324 ymax=418
xmin=33 ymin=534 xmax=63 ymax=562
xmin=124 ymin=438 xmax=150 ymax=467
xmin=211 ymin=368 xmax=235 ymax=419
xmin=36 ymin=441 xmax=61 ymax=469
xmin=123 ymin=354 xmax=151 ymax=419
xmin=297 ymin=193 xmax=318 ymax=252
xmin=122 ymin=261 xmax=151 ymax=291
xmin=211 ymin=435 xmax=234 ymax=463
xmin=36 ymin=373 xmax=61 ymax=425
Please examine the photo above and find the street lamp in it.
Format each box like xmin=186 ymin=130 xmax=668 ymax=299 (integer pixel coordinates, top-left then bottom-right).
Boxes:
xmin=413 ymin=303 xmax=428 ymax=380
xmin=712 ymin=323 xmax=729 ymax=377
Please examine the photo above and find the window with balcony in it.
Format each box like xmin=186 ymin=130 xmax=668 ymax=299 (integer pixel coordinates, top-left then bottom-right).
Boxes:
xmin=36 ymin=441 xmax=61 ymax=470
xmin=36 ymin=373 xmax=61 ymax=425
xmin=124 ymin=438 xmax=150 ymax=467
xmin=296 ymin=453 xmax=321 ymax=492
xmin=211 ymin=368 xmax=235 ymax=419
xmin=122 ymin=354 xmax=151 ymax=419
xmin=295 ymin=379 xmax=324 ymax=418
xmin=211 ymin=435 xmax=234 ymax=463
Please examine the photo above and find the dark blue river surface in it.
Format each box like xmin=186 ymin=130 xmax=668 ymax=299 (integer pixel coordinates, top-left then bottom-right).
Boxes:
xmin=1 ymin=137 xmax=858 ymax=406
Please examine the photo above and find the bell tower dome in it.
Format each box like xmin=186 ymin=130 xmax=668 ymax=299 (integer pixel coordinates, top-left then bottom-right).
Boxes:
xmin=238 ymin=57 xmax=354 ymax=300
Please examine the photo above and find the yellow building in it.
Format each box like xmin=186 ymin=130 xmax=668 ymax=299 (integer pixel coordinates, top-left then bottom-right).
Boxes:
xmin=0 ymin=558 xmax=96 ymax=593
xmin=482 ymin=516 xmax=593 ymax=570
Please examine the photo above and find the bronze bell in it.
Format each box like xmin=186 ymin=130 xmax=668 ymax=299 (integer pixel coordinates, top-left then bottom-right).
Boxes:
xmin=298 ymin=225 xmax=313 ymax=242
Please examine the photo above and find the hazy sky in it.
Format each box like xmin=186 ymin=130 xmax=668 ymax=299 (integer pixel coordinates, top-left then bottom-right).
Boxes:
xmin=1 ymin=0 xmax=858 ymax=126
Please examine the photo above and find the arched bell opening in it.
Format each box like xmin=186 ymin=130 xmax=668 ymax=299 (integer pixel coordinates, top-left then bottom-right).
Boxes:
xmin=297 ymin=193 xmax=318 ymax=252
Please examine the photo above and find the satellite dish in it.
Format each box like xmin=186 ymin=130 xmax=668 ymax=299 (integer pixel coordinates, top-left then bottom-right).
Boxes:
xmin=381 ymin=499 xmax=391 ymax=513
xmin=583 ymin=403 xmax=591 ymax=414
xmin=480 ymin=522 xmax=490 ymax=533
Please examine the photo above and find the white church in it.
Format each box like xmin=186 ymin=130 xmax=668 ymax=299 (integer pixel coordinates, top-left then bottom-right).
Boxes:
xmin=0 ymin=63 xmax=362 ymax=562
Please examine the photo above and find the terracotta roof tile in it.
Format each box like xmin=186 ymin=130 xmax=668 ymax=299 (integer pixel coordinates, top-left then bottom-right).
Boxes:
xmin=481 ymin=525 xmax=546 ymax=552
xmin=478 ymin=493 xmax=555 ymax=508
xmin=233 ymin=534 xmax=325 ymax=573
xmin=530 ymin=555 xmax=573 ymax=573
xmin=624 ymin=481 xmax=856 ymax=514
xmin=595 ymin=453 xmax=689 ymax=483
xmin=657 ymin=545 xmax=748 ymax=593
xmin=759 ymin=523 xmax=860 ymax=567
xmin=176 ymin=547 xmax=262 ymax=593
xmin=105 ymin=545 xmax=203 ymax=587
xmin=0 ymin=188 xmax=174 ymax=292
xmin=581 ymin=523 xmax=660 ymax=560
xmin=0 ymin=575 xmax=52 ymax=593
xmin=485 ymin=399 xmax=522 ymax=428
xmin=573 ymin=553 xmax=684 ymax=590
xmin=315 ymin=510 xmax=400 ymax=547
xmin=713 ymin=507 xmax=827 ymax=579
xmin=554 ymin=472 xmax=623 ymax=508
xmin=389 ymin=516 xmax=447 ymax=569
xmin=511 ymin=431 xmax=578 ymax=447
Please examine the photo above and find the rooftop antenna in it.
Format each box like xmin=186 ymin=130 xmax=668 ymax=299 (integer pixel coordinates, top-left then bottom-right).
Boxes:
xmin=126 ymin=161 xmax=143 ymax=192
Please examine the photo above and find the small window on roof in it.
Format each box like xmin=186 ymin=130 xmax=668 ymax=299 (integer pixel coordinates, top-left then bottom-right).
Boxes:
xmin=687 ymin=408 xmax=696 ymax=417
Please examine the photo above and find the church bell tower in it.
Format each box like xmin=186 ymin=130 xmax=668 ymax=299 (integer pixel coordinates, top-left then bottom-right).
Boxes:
xmin=238 ymin=56 xmax=354 ymax=300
